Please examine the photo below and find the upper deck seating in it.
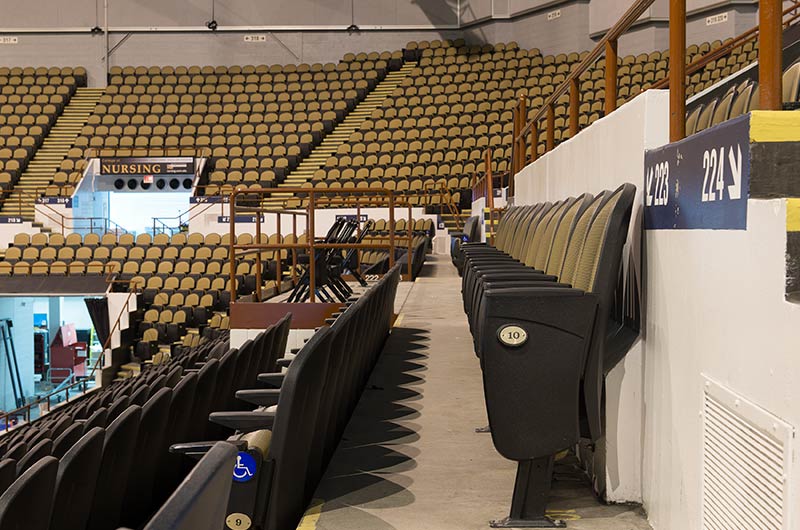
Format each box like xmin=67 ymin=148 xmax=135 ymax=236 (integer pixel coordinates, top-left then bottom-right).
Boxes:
xmin=0 ymin=67 xmax=86 ymax=202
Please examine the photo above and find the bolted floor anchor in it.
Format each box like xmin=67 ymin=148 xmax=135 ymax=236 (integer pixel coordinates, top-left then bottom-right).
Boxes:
xmin=489 ymin=456 xmax=566 ymax=529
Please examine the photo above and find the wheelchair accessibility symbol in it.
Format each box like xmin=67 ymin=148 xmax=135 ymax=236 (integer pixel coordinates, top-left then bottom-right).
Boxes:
xmin=232 ymin=452 xmax=257 ymax=483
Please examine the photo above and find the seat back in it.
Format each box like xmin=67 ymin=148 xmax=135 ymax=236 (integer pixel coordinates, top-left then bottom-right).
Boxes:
xmin=143 ymin=442 xmax=237 ymax=530
xmin=121 ymin=388 xmax=173 ymax=528
xmin=53 ymin=423 xmax=83 ymax=458
xmin=544 ymin=194 xmax=594 ymax=277
xmin=0 ymin=456 xmax=58 ymax=530
xmin=50 ymin=427 xmax=105 ymax=530
xmin=16 ymin=438 xmax=52 ymax=475
xmin=0 ymin=459 xmax=15 ymax=496
xmin=264 ymin=326 xmax=331 ymax=530
xmin=86 ymin=405 xmax=142 ymax=530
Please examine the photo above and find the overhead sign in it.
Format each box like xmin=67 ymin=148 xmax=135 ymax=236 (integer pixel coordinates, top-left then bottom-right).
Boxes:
xmin=335 ymin=214 xmax=368 ymax=222
xmin=190 ymin=196 xmax=229 ymax=204
xmin=218 ymin=215 xmax=264 ymax=224
xmin=35 ymin=197 xmax=72 ymax=207
xmin=99 ymin=157 xmax=195 ymax=176
xmin=644 ymin=114 xmax=750 ymax=230
xmin=0 ymin=216 xmax=24 ymax=224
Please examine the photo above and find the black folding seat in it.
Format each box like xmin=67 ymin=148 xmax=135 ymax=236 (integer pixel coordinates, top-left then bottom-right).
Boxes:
xmin=52 ymin=423 xmax=84 ymax=458
xmin=164 ymin=364 xmax=184 ymax=387
xmin=153 ymin=372 xmax=199 ymax=507
xmin=0 ymin=459 xmax=15 ymax=495
xmin=469 ymin=184 xmax=635 ymax=526
xmin=462 ymin=196 xmax=595 ymax=334
xmin=0 ymin=457 xmax=58 ymax=530
xmin=15 ymin=439 xmax=52 ymax=475
xmin=106 ymin=395 xmax=131 ymax=423
xmin=49 ymin=427 xmax=105 ymax=530
xmin=81 ymin=407 xmax=108 ymax=433
xmin=121 ymin=387 xmax=173 ymax=528
xmin=146 ymin=374 xmax=168 ymax=398
xmin=22 ymin=427 xmax=51 ymax=449
xmin=187 ymin=358 xmax=220 ymax=442
xmin=48 ymin=414 xmax=72 ymax=439
xmin=137 ymin=442 xmax=237 ymax=530
xmin=86 ymin=406 xmax=142 ymax=530
xmin=129 ymin=383 xmax=151 ymax=406
xmin=184 ymin=327 xmax=333 ymax=530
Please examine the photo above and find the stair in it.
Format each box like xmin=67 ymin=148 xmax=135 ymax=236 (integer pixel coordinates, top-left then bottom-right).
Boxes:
xmin=442 ymin=209 xmax=470 ymax=234
xmin=0 ymin=87 xmax=103 ymax=221
xmin=264 ymin=61 xmax=418 ymax=206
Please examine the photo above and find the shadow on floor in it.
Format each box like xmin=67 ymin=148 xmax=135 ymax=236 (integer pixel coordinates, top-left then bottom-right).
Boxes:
xmin=311 ymin=327 xmax=431 ymax=528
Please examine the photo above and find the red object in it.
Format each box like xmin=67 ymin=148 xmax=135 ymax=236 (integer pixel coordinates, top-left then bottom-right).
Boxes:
xmin=50 ymin=324 xmax=87 ymax=383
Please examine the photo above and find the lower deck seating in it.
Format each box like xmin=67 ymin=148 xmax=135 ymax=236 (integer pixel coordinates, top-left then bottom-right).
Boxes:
xmin=0 ymin=327 xmax=269 ymax=530
xmin=459 ymin=184 xmax=635 ymax=526
xmin=360 ymin=217 xmax=432 ymax=278
xmin=167 ymin=266 xmax=400 ymax=530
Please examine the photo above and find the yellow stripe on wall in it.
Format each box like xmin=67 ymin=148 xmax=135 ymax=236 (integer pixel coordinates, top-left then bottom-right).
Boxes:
xmin=787 ymin=199 xmax=800 ymax=232
xmin=749 ymin=111 xmax=800 ymax=142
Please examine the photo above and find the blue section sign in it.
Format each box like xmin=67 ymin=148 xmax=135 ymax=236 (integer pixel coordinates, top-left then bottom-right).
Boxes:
xmin=232 ymin=452 xmax=257 ymax=483
xmin=0 ymin=216 xmax=24 ymax=224
xmin=335 ymin=214 xmax=367 ymax=222
xmin=191 ymin=196 xmax=228 ymax=204
xmin=217 ymin=215 xmax=264 ymax=224
xmin=644 ymin=114 xmax=750 ymax=230
xmin=35 ymin=197 xmax=73 ymax=207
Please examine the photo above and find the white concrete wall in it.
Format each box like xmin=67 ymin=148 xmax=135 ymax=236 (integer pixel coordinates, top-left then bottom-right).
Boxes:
xmin=515 ymin=89 xmax=670 ymax=504
xmin=0 ymin=222 xmax=35 ymax=250
xmin=0 ymin=298 xmax=35 ymax=411
xmin=642 ymin=199 xmax=800 ymax=530
xmin=514 ymin=89 xmax=800 ymax=528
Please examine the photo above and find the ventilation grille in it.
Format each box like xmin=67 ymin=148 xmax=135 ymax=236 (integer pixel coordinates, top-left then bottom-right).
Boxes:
xmin=703 ymin=378 xmax=793 ymax=530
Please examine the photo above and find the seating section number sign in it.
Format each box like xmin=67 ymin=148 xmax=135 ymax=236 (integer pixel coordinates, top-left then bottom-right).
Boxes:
xmin=644 ymin=114 xmax=750 ymax=230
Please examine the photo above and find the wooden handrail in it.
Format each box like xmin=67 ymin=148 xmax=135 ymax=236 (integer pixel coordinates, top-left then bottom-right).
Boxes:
xmin=651 ymin=1 xmax=800 ymax=91
xmin=515 ymin=0 xmax=657 ymax=144
xmin=509 ymin=0 xmax=800 ymax=178
xmin=228 ymin=187 xmax=427 ymax=304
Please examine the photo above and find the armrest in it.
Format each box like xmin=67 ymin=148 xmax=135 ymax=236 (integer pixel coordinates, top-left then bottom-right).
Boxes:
xmin=257 ymin=372 xmax=285 ymax=387
xmin=478 ymin=271 xmax=559 ymax=283
xmin=236 ymin=388 xmax=281 ymax=406
xmin=275 ymin=358 xmax=292 ymax=368
xmin=209 ymin=410 xmax=276 ymax=432
xmin=170 ymin=439 xmax=246 ymax=460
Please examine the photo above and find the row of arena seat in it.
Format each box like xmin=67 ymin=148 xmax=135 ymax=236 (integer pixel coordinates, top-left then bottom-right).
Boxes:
xmin=0 ymin=69 xmax=84 ymax=198
xmin=459 ymin=184 xmax=635 ymax=525
xmin=18 ymin=38 xmax=761 ymax=203
xmin=686 ymin=61 xmax=800 ymax=135
xmin=162 ymin=266 xmax=400 ymax=530
xmin=55 ymin=52 xmax=399 ymax=198
xmin=0 ymin=330 xmax=237 ymax=530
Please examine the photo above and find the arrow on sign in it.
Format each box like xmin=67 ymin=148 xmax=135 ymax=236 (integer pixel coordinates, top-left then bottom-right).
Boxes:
xmin=727 ymin=144 xmax=742 ymax=200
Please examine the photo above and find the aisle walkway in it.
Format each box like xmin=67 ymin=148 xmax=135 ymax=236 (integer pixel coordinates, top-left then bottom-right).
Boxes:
xmin=304 ymin=255 xmax=651 ymax=530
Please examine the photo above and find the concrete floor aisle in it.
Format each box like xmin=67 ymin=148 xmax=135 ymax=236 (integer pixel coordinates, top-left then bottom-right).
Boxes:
xmin=303 ymin=255 xmax=652 ymax=530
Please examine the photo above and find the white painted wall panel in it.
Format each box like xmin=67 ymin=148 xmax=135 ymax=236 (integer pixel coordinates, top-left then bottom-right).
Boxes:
xmin=514 ymin=89 xmax=800 ymax=528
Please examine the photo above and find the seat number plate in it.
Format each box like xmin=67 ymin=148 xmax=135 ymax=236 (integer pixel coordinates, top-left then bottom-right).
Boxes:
xmin=497 ymin=325 xmax=527 ymax=347
xmin=226 ymin=513 xmax=252 ymax=530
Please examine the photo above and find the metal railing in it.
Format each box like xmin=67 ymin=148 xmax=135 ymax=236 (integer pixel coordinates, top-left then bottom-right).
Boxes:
xmin=228 ymin=188 xmax=423 ymax=304
xmin=507 ymin=0 xmax=795 ymax=181
xmin=0 ymin=288 xmax=138 ymax=433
